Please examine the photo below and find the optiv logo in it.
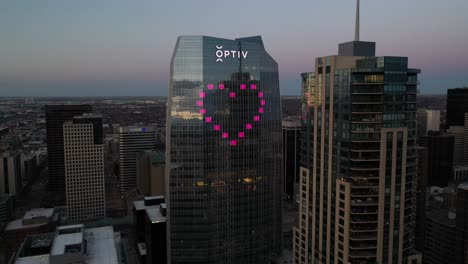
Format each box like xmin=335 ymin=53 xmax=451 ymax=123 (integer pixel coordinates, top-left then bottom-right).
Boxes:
xmin=216 ymin=46 xmax=248 ymax=63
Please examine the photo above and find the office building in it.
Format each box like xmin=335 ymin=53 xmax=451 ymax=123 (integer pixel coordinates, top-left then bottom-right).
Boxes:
xmin=167 ymin=35 xmax=282 ymax=262
xmin=293 ymin=2 xmax=421 ymax=263
xmin=118 ymin=126 xmax=155 ymax=193
xmin=282 ymin=118 xmax=302 ymax=199
xmin=45 ymin=105 xmax=92 ymax=200
xmin=417 ymin=109 xmax=440 ymax=137
xmin=63 ymin=114 xmax=105 ymax=223
xmin=0 ymin=151 xmax=22 ymax=195
xmin=419 ymin=132 xmax=454 ymax=187
xmin=10 ymin=224 xmax=124 ymax=264
xmin=446 ymin=87 xmax=468 ymax=127
xmin=448 ymin=126 xmax=465 ymax=166
xmin=136 ymin=150 xmax=165 ymax=196
xmin=423 ymin=184 xmax=468 ymax=264
xmin=133 ymin=196 xmax=167 ymax=264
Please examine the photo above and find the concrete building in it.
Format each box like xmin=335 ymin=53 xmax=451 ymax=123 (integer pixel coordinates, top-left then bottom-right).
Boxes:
xmin=10 ymin=224 xmax=125 ymax=264
xmin=63 ymin=114 xmax=105 ymax=223
xmin=45 ymin=105 xmax=92 ymax=201
xmin=136 ymin=150 xmax=165 ymax=197
xmin=133 ymin=196 xmax=167 ymax=264
xmin=293 ymin=2 xmax=421 ymax=263
xmin=0 ymin=151 xmax=22 ymax=195
xmin=417 ymin=109 xmax=440 ymax=137
xmin=419 ymin=132 xmax=454 ymax=187
xmin=282 ymin=118 xmax=302 ymax=199
xmin=118 ymin=126 xmax=155 ymax=193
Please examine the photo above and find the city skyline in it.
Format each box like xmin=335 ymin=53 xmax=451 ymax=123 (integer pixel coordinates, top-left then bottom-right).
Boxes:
xmin=1 ymin=0 xmax=468 ymax=97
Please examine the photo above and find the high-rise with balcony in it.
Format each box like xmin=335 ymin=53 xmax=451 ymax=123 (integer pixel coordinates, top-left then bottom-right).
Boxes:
xmin=167 ymin=35 xmax=282 ymax=263
xmin=293 ymin=2 xmax=421 ymax=263
xmin=64 ymin=114 xmax=105 ymax=222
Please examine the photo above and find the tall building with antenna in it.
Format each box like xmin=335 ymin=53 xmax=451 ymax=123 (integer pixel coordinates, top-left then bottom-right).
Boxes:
xmin=293 ymin=1 xmax=422 ymax=263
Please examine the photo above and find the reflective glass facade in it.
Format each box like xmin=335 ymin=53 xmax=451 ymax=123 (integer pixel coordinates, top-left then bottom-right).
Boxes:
xmin=167 ymin=36 xmax=282 ymax=263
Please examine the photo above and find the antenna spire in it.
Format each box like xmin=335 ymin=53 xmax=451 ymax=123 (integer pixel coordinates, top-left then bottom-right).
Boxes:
xmin=355 ymin=0 xmax=360 ymax=41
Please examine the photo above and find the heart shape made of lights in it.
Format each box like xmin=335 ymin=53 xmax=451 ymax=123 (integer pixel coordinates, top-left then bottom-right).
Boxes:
xmin=196 ymin=83 xmax=266 ymax=146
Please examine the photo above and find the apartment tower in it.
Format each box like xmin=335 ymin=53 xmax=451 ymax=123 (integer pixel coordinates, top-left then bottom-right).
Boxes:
xmin=293 ymin=1 xmax=421 ymax=263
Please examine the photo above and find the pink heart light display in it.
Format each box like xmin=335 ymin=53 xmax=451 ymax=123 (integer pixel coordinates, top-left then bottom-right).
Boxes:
xmin=197 ymin=83 xmax=265 ymax=146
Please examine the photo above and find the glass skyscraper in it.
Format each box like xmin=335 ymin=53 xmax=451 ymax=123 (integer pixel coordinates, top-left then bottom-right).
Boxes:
xmin=166 ymin=36 xmax=282 ymax=263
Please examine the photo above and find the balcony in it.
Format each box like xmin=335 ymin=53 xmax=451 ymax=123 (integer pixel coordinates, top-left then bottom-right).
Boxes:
xmin=351 ymin=197 xmax=378 ymax=206
xmin=350 ymin=229 xmax=378 ymax=239
xmin=350 ymin=166 xmax=380 ymax=172
xmin=351 ymin=189 xmax=379 ymax=197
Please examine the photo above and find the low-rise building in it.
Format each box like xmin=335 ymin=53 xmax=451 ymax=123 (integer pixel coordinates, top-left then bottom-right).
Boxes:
xmin=10 ymin=224 xmax=125 ymax=264
xmin=3 ymin=208 xmax=63 ymax=259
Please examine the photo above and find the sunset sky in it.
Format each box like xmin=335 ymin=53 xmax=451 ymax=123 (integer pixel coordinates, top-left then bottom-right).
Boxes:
xmin=1 ymin=0 xmax=467 ymax=96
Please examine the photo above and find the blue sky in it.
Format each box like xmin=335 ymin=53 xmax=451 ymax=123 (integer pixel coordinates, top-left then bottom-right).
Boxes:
xmin=1 ymin=0 xmax=467 ymax=96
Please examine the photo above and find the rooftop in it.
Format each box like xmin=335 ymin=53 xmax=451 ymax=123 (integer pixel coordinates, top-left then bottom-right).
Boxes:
xmin=145 ymin=206 xmax=166 ymax=224
xmin=24 ymin=208 xmax=54 ymax=221
xmin=5 ymin=219 xmax=45 ymax=231
xmin=13 ymin=225 xmax=120 ymax=264
xmin=83 ymin=226 xmax=119 ymax=264
xmin=15 ymin=254 xmax=50 ymax=264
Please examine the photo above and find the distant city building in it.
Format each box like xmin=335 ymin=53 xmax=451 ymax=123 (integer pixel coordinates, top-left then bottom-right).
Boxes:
xmin=293 ymin=3 xmax=421 ymax=262
xmin=0 ymin=151 xmax=22 ymax=195
xmin=282 ymin=118 xmax=301 ymax=199
xmin=63 ymin=114 xmax=105 ymax=223
xmin=419 ymin=132 xmax=454 ymax=187
xmin=45 ymin=105 xmax=92 ymax=201
xmin=446 ymin=87 xmax=468 ymax=127
xmin=136 ymin=150 xmax=165 ymax=196
xmin=423 ymin=184 xmax=468 ymax=264
xmin=417 ymin=109 xmax=440 ymax=137
xmin=118 ymin=126 xmax=155 ymax=193
xmin=167 ymin=35 xmax=282 ymax=262
xmin=133 ymin=196 xmax=167 ymax=264
xmin=10 ymin=224 xmax=124 ymax=264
